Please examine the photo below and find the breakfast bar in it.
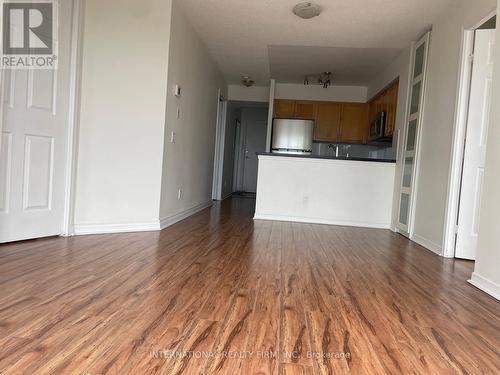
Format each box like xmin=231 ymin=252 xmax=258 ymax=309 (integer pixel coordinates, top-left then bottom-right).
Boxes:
xmin=254 ymin=153 xmax=396 ymax=229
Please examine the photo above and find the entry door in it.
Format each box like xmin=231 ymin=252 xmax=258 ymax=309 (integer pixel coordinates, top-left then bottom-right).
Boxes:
xmin=0 ymin=0 xmax=74 ymax=243
xmin=243 ymin=118 xmax=268 ymax=193
xmin=455 ymin=30 xmax=495 ymax=260
xmin=397 ymin=32 xmax=430 ymax=235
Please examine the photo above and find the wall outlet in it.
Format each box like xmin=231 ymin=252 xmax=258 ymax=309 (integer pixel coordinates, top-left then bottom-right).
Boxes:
xmin=177 ymin=188 xmax=182 ymax=200
xmin=170 ymin=131 xmax=175 ymax=143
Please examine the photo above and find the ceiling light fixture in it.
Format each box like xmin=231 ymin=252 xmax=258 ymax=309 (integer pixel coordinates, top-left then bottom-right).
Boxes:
xmin=241 ymin=75 xmax=255 ymax=87
xmin=293 ymin=2 xmax=322 ymax=19
xmin=304 ymin=72 xmax=332 ymax=88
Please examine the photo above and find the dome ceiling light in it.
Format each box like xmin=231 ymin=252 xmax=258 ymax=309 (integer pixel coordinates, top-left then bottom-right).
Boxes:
xmin=293 ymin=2 xmax=322 ymax=20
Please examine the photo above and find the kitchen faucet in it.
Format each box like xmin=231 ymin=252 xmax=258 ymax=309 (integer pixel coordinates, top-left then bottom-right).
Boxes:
xmin=328 ymin=143 xmax=340 ymax=157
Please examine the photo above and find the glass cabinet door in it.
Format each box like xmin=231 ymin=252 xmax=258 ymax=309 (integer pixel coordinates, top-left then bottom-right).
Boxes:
xmin=397 ymin=32 xmax=431 ymax=235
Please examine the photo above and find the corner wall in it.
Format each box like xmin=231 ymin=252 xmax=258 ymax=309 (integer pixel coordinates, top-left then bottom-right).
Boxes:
xmin=159 ymin=0 xmax=227 ymax=225
xmin=74 ymin=0 xmax=172 ymax=231
xmin=471 ymin=0 xmax=500 ymax=300
xmin=412 ymin=0 xmax=496 ymax=252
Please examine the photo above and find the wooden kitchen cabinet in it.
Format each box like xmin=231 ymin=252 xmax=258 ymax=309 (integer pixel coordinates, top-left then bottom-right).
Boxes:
xmin=384 ymin=81 xmax=399 ymax=136
xmin=273 ymin=98 xmax=372 ymax=144
xmin=274 ymin=99 xmax=295 ymax=118
xmin=294 ymin=101 xmax=316 ymax=119
xmin=314 ymin=102 xmax=342 ymax=141
xmin=367 ymin=79 xmax=399 ymax=138
xmin=274 ymin=99 xmax=316 ymax=119
xmin=339 ymin=103 xmax=368 ymax=143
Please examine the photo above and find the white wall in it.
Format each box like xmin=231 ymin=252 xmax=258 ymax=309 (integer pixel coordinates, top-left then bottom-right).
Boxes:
xmin=275 ymin=83 xmax=367 ymax=102
xmin=367 ymin=47 xmax=412 ymax=230
xmin=228 ymin=85 xmax=270 ymax=102
xmin=412 ymin=0 xmax=496 ymax=251
xmin=159 ymin=0 xmax=227 ymax=223
xmin=74 ymin=0 xmax=172 ymax=229
xmin=255 ymin=156 xmax=395 ymax=228
xmin=471 ymin=0 xmax=500 ymax=300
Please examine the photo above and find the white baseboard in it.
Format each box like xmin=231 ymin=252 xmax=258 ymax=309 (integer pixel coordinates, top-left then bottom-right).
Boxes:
xmin=410 ymin=234 xmax=443 ymax=256
xmin=253 ymin=213 xmax=391 ymax=229
xmin=160 ymin=200 xmax=213 ymax=229
xmin=74 ymin=221 xmax=161 ymax=235
xmin=469 ymin=273 xmax=500 ymax=301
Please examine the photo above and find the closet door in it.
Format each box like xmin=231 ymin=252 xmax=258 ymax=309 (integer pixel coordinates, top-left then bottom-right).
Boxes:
xmin=397 ymin=32 xmax=430 ymax=235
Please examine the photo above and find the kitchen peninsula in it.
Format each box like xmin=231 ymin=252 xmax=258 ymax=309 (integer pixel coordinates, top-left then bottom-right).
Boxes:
xmin=254 ymin=153 xmax=396 ymax=228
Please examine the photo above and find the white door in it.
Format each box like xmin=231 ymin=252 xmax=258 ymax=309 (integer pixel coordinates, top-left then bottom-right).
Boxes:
xmin=455 ymin=30 xmax=495 ymax=260
xmin=242 ymin=117 xmax=268 ymax=193
xmin=397 ymin=32 xmax=431 ymax=235
xmin=0 ymin=0 xmax=74 ymax=243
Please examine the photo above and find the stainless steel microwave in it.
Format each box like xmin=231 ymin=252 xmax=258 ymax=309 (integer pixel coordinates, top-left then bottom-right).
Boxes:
xmin=370 ymin=112 xmax=387 ymax=139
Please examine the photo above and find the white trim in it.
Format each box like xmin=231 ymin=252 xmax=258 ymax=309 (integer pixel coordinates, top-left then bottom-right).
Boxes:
xmin=160 ymin=200 xmax=213 ymax=229
xmin=410 ymin=233 xmax=443 ymax=255
xmin=469 ymin=273 xmax=500 ymax=301
xmin=443 ymin=30 xmax=475 ymax=258
xmin=254 ymin=214 xmax=391 ymax=230
xmin=471 ymin=10 xmax=497 ymax=30
xmin=265 ymin=79 xmax=276 ymax=152
xmin=74 ymin=200 xmax=213 ymax=235
xmin=74 ymin=221 xmax=161 ymax=235
xmin=211 ymin=90 xmax=227 ymax=201
xmin=62 ymin=0 xmax=84 ymax=236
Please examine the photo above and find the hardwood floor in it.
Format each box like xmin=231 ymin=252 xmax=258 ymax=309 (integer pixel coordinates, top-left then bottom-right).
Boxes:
xmin=0 ymin=197 xmax=499 ymax=374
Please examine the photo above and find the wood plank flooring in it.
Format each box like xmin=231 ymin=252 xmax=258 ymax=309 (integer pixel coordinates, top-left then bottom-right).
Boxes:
xmin=0 ymin=197 xmax=499 ymax=374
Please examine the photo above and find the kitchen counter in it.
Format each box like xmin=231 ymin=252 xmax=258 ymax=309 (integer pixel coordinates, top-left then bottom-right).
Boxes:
xmin=257 ymin=152 xmax=396 ymax=163
xmin=255 ymin=154 xmax=395 ymax=228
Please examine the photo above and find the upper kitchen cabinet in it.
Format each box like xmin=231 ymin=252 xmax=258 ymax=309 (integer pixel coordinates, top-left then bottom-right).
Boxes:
xmin=385 ymin=81 xmax=399 ymax=136
xmin=274 ymin=99 xmax=295 ymax=118
xmin=368 ymin=79 xmax=399 ymax=137
xmin=314 ymin=102 xmax=342 ymax=141
xmin=339 ymin=103 xmax=368 ymax=143
xmin=273 ymin=99 xmax=316 ymax=119
xmin=294 ymin=101 xmax=316 ymax=119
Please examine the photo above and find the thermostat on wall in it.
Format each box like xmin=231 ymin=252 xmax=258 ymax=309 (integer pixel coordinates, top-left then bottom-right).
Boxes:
xmin=174 ymin=84 xmax=181 ymax=97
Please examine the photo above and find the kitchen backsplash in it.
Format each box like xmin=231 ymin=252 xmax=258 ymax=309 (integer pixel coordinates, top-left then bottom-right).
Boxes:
xmin=312 ymin=141 xmax=396 ymax=160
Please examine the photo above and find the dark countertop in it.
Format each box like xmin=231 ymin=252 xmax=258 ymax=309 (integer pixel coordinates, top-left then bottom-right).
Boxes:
xmin=257 ymin=152 xmax=396 ymax=163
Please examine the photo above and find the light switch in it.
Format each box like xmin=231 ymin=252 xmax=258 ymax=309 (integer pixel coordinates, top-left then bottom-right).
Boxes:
xmin=170 ymin=131 xmax=175 ymax=143
xmin=174 ymin=84 xmax=181 ymax=97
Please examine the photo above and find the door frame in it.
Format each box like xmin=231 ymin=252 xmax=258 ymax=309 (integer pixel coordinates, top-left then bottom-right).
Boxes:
xmin=62 ymin=0 xmax=85 ymax=236
xmin=211 ymin=89 xmax=227 ymax=201
xmin=443 ymin=10 xmax=496 ymax=258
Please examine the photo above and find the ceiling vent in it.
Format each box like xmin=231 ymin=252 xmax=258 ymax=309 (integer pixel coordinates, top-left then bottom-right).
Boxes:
xmin=293 ymin=2 xmax=322 ymax=19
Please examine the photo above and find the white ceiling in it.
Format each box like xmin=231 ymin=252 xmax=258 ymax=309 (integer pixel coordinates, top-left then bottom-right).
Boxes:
xmin=179 ymin=0 xmax=457 ymax=86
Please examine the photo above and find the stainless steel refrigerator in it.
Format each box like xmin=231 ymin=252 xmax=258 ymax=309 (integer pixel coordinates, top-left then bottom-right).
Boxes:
xmin=271 ymin=119 xmax=314 ymax=155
